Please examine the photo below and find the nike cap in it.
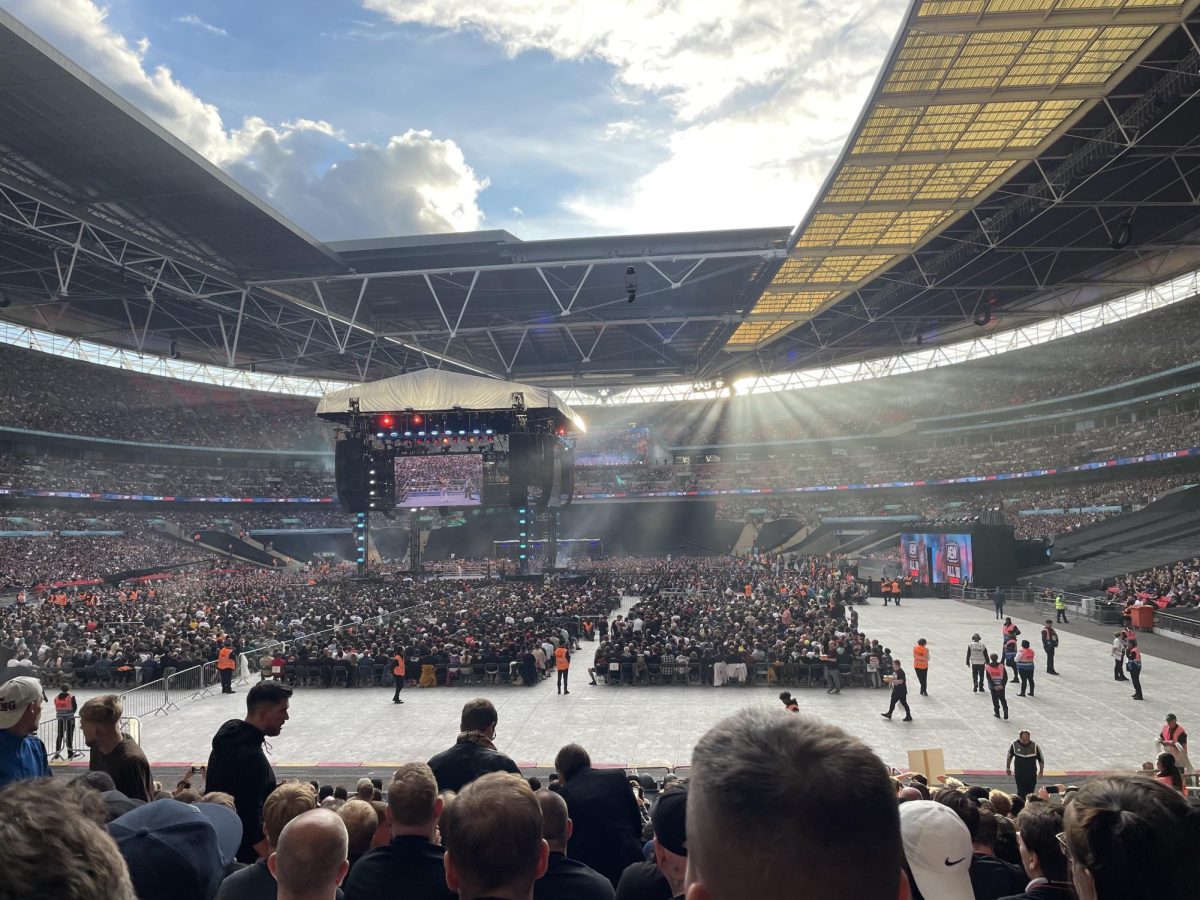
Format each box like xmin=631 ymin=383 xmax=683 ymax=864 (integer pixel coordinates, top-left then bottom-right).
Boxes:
xmin=899 ymin=800 xmax=974 ymax=900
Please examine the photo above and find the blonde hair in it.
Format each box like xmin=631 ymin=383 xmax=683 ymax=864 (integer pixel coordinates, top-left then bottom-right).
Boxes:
xmin=78 ymin=695 xmax=122 ymax=726
xmin=264 ymin=782 xmax=318 ymax=848
xmin=199 ymin=792 xmax=236 ymax=811
xmin=338 ymin=799 xmax=378 ymax=860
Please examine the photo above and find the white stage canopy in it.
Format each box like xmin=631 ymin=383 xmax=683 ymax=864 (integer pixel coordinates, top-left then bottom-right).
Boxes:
xmin=316 ymin=369 xmax=586 ymax=432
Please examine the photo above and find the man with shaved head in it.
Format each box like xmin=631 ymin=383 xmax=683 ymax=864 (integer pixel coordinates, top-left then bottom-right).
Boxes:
xmin=534 ymin=790 xmax=614 ymax=900
xmin=268 ymin=809 xmax=350 ymax=900
xmin=684 ymin=709 xmax=908 ymax=900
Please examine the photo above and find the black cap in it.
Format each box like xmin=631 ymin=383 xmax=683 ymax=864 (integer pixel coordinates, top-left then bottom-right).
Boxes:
xmin=652 ymin=789 xmax=687 ymax=857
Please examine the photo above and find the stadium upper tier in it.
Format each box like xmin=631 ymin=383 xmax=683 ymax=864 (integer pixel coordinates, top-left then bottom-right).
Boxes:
xmin=3 ymin=293 xmax=1200 ymax=452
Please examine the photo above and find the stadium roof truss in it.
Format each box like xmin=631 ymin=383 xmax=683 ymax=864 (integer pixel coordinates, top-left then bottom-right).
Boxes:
xmin=1 ymin=2 xmax=1200 ymax=398
xmin=726 ymin=0 xmax=1200 ymax=363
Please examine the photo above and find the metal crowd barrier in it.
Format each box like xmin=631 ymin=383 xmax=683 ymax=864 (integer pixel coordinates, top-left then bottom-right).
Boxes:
xmin=39 ymin=714 xmax=142 ymax=757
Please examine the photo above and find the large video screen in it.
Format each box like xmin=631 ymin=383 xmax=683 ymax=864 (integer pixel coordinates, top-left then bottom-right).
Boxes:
xmin=899 ymin=532 xmax=973 ymax=585
xmin=394 ymin=454 xmax=483 ymax=508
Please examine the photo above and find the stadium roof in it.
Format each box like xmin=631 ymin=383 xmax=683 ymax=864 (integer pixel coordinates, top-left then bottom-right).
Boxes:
xmin=0 ymin=1 xmax=1198 ymax=397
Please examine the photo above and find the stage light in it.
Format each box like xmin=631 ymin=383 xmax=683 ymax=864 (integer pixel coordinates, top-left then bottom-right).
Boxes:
xmin=412 ymin=414 xmax=423 ymax=425
xmin=376 ymin=432 xmax=384 ymax=438
xmin=418 ymin=431 xmax=426 ymax=437
xmin=405 ymin=432 xmax=412 ymax=437
xmin=472 ymin=429 xmax=480 ymax=435
xmin=380 ymin=415 xmax=394 ymax=428
xmin=390 ymin=432 xmax=398 ymax=438
xmin=432 ymin=430 xmax=439 ymax=436
xmin=485 ymin=429 xmax=493 ymax=435
xmin=625 ymin=265 xmax=637 ymax=303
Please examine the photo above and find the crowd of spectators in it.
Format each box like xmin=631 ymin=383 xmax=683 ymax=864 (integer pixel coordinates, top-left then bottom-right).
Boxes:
xmin=1107 ymin=557 xmax=1200 ymax=609
xmin=0 ymin=344 xmax=332 ymax=450
xmin=0 ymin=454 xmax=334 ymax=498
xmin=584 ymin=294 xmax=1200 ymax=446
xmin=1 ymin=564 xmax=618 ymax=695
xmin=586 ymin=556 xmax=886 ymax=690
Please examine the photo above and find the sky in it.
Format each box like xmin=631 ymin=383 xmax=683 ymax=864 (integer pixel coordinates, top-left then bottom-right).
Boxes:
xmin=0 ymin=0 xmax=906 ymax=242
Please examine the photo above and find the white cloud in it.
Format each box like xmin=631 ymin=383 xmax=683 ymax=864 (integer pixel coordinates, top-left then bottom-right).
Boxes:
xmin=510 ymin=205 xmax=523 ymax=216
xmin=176 ymin=14 xmax=227 ymax=37
xmin=365 ymin=0 xmax=904 ymax=232
xmin=4 ymin=0 xmax=487 ymax=238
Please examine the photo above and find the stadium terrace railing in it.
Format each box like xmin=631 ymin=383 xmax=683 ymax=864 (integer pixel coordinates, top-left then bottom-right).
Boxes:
xmin=1152 ymin=610 xmax=1200 ymax=640
xmin=955 ymin=585 xmax=1124 ymax=625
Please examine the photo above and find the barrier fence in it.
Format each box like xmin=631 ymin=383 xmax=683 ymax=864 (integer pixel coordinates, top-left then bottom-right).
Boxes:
xmin=39 ymin=714 xmax=141 ymax=757
xmin=955 ymin=585 xmax=1126 ymax=624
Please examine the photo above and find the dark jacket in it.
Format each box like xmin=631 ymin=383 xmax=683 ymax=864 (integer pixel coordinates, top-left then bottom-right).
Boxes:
xmin=426 ymin=736 xmax=520 ymax=793
xmin=614 ymin=860 xmax=671 ymax=900
xmin=998 ymin=882 xmax=1075 ymax=900
xmin=560 ymin=767 xmax=645 ymax=888
xmin=342 ymin=834 xmax=455 ymax=900
xmin=970 ymin=853 xmax=1028 ymax=900
xmin=205 ymin=719 xmax=276 ymax=863
xmin=535 ymin=851 xmax=615 ymax=900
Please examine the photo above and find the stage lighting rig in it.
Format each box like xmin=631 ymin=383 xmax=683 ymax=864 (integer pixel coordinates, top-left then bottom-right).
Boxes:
xmin=625 ymin=266 xmax=638 ymax=303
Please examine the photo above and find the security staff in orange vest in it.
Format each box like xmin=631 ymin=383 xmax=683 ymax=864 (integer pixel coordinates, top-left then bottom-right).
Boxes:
xmin=555 ymin=645 xmax=571 ymax=695
xmin=216 ymin=643 xmax=237 ymax=694
xmin=52 ymin=685 xmax=78 ymax=760
xmin=912 ymin=638 xmax=930 ymax=696
xmin=391 ymin=651 xmax=406 ymax=704
xmin=985 ymin=654 xmax=1009 ymax=719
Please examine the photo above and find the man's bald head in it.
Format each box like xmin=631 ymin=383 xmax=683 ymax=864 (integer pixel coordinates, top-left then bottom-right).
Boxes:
xmin=536 ymin=790 xmax=571 ymax=849
xmin=268 ymin=809 xmax=350 ymax=900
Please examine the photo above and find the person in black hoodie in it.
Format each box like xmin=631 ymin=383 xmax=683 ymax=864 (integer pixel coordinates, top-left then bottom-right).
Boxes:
xmin=555 ymin=742 xmax=643 ymax=889
xmin=427 ymin=698 xmax=520 ymax=793
xmin=206 ymin=682 xmax=292 ymax=863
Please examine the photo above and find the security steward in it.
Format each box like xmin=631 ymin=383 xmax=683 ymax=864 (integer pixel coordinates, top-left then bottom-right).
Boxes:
xmin=555 ymin=644 xmax=571 ymax=695
xmin=53 ymin=684 xmax=78 ymax=760
xmin=913 ymin=638 xmax=930 ymax=696
xmin=392 ymin=650 xmax=406 ymax=704
xmin=985 ymin=653 xmax=1009 ymax=720
xmin=216 ymin=643 xmax=237 ymax=694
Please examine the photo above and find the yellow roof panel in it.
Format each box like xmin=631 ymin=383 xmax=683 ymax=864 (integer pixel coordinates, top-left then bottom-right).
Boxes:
xmin=851 ymin=99 xmax=1083 ymax=155
xmin=726 ymin=321 xmax=793 ymax=346
xmin=917 ymin=0 xmax=1176 ymax=16
xmin=772 ymin=254 xmax=897 ymax=285
xmin=883 ymin=25 xmax=1156 ymax=95
xmin=752 ymin=291 xmax=837 ymax=315
xmin=794 ymin=209 xmax=956 ymax=248
xmin=825 ymin=159 xmax=1014 ymax=203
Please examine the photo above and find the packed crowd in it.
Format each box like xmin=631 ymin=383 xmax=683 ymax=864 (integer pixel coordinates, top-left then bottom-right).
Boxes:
xmin=584 ymin=294 xmax=1200 ymax=446
xmin=1108 ymin=557 xmax=1200 ymax=609
xmin=0 ymin=565 xmax=618 ymax=695
xmin=587 ymin=557 xmax=885 ymax=690
xmin=0 ymin=454 xmax=335 ymax=498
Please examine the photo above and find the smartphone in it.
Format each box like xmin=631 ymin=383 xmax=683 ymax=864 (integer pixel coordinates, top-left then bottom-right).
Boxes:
xmin=1045 ymin=785 xmax=1060 ymax=794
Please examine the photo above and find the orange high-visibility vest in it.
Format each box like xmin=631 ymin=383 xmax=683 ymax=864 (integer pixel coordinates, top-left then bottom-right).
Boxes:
xmin=393 ymin=656 xmax=406 ymax=677
xmin=216 ymin=647 xmax=236 ymax=670
xmin=555 ymin=647 xmax=569 ymax=671
xmin=913 ymin=646 xmax=929 ymax=669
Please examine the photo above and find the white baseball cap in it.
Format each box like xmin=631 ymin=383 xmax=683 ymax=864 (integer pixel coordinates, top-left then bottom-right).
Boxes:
xmin=0 ymin=676 xmax=44 ymax=729
xmin=899 ymin=800 xmax=974 ymax=900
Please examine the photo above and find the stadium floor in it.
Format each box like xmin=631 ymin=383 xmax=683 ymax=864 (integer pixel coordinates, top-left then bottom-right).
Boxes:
xmin=46 ymin=596 xmax=1199 ymax=777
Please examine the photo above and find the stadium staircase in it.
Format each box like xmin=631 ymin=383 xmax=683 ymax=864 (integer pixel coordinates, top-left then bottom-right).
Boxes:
xmin=152 ymin=522 xmax=303 ymax=572
xmin=1018 ymin=484 xmax=1200 ymax=593
xmin=733 ymin=522 xmax=760 ymax=554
